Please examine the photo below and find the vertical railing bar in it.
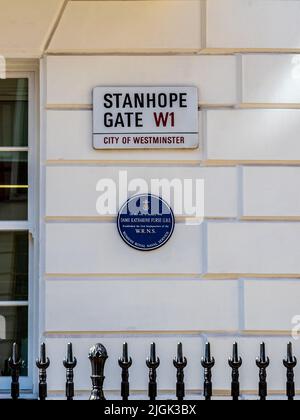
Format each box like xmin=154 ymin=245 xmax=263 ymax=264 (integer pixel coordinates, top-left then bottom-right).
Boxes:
xmin=256 ymin=342 xmax=270 ymax=401
xmin=201 ymin=342 xmax=215 ymax=401
xmin=36 ymin=343 xmax=50 ymax=401
xmin=63 ymin=343 xmax=77 ymax=401
xmin=146 ymin=343 xmax=160 ymax=402
xmin=118 ymin=342 xmax=132 ymax=401
xmin=9 ymin=343 xmax=22 ymax=401
xmin=228 ymin=342 xmax=242 ymax=401
xmin=283 ymin=342 xmax=297 ymax=401
xmin=173 ymin=342 xmax=187 ymax=401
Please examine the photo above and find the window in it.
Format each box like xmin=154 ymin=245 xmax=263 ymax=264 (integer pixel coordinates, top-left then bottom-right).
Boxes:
xmin=0 ymin=74 xmax=35 ymax=390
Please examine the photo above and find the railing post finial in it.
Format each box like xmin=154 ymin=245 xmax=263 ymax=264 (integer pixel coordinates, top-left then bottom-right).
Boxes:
xmin=89 ymin=343 xmax=108 ymax=400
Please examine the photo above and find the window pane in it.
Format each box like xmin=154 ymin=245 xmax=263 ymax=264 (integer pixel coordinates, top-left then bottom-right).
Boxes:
xmin=0 ymin=188 xmax=27 ymax=221
xmin=0 ymin=306 xmax=28 ymax=377
xmin=0 ymin=152 xmax=28 ymax=185
xmin=0 ymin=78 xmax=30 ymax=380
xmin=0 ymin=152 xmax=28 ymax=221
xmin=0 ymin=79 xmax=28 ymax=148
xmin=0 ymin=232 xmax=28 ymax=301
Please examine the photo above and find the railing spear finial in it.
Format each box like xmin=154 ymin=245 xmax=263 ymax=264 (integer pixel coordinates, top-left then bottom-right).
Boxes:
xmin=36 ymin=343 xmax=50 ymax=401
xmin=118 ymin=343 xmax=132 ymax=401
xmin=9 ymin=343 xmax=23 ymax=401
xmin=228 ymin=342 xmax=242 ymax=401
xmin=201 ymin=342 xmax=215 ymax=401
xmin=63 ymin=343 xmax=77 ymax=401
xmin=146 ymin=343 xmax=160 ymax=401
xmin=283 ymin=342 xmax=297 ymax=401
xmin=256 ymin=342 xmax=270 ymax=401
xmin=173 ymin=342 xmax=187 ymax=401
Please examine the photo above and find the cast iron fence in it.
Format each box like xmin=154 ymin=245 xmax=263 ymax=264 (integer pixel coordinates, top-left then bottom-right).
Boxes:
xmin=4 ymin=341 xmax=298 ymax=400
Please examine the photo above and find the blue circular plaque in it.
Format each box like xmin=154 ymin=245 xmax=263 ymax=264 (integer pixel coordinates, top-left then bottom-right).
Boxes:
xmin=117 ymin=194 xmax=175 ymax=251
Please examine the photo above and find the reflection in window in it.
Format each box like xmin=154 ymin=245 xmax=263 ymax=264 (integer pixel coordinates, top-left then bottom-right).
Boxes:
xmin=0 ymin=316 xmax=6 ymax=340
xmin=0 ymin=307 xmax=28 ymax=377
xmin=0 ymin=78 xmax=29 ymax=380
xmin=0 ymin=152 xmax=28 ymax=221
xmin=0 ymin=232 xmax=28 ymax=376
xmin=0 ymin=78 xmax=28 ymax=222
xmin=0 ymin=79 xmax=28 ymax=148
xmin=0 ymin=232 xmax=28 ymax=301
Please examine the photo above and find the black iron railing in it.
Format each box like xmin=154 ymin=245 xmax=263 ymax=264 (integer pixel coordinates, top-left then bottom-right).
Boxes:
xmin=3 ymin=341 xmax=298 ymax=400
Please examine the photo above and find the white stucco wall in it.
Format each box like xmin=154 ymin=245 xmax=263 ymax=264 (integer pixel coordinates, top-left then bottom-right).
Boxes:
xmin=32 ymin=0 xmax=300 ymax=398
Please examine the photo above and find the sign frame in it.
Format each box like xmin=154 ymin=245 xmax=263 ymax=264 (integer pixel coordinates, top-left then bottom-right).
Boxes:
xmin=93 ymin=86 xmax=199 ymax=150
